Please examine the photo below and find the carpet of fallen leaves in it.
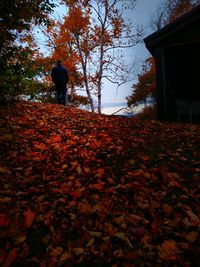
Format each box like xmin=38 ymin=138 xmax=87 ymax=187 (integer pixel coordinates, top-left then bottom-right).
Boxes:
xmin=0 ymin=101 xmax=200 ymax=267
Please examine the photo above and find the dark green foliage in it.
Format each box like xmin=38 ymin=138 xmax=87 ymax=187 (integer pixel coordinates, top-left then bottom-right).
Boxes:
xmin=0 ymin=0 xmax=56 ymax=104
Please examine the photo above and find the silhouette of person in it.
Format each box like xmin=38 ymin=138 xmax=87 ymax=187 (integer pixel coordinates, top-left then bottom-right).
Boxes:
xmin=51 ymin=60 xmax=69 ymax=105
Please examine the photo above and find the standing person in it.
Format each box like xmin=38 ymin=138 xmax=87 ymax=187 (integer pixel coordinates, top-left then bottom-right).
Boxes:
xmin=51 ymin=60 xmax=69 ymax=105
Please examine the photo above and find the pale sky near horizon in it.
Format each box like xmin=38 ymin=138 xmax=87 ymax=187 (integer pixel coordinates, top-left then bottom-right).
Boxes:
xmin=101 ymin=0 xmax=162 ymax=114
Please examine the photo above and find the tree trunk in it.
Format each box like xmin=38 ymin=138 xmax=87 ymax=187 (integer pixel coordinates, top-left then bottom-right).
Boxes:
xmin=84 ymin=66 xmax=95 ymax=112
xmin=97 ymin=0 xmax=108 ymax=114
xmin=75 ymin=34 xmax=94 ymax=112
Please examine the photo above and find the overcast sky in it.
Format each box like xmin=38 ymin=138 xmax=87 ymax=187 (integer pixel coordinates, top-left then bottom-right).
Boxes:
xmin=101 ymin=0 xmax=162 ymax=114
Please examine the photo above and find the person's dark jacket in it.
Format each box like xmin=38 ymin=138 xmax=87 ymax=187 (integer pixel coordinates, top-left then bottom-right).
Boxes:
xmin=51 ymin=65 xmax=69 ymax=86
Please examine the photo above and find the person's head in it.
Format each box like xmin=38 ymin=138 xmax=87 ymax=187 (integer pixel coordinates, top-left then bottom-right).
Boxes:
xmin=57 ymin=60 xmax=62 ymax=66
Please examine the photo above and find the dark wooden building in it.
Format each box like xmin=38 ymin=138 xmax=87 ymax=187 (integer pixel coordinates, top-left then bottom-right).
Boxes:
xmin=144 ymin=5 xmax=200 ymax=123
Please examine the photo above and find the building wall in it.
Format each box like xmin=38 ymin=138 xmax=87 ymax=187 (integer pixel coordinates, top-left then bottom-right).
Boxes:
xmin=154 ymin=31 xmax=200 ymax=122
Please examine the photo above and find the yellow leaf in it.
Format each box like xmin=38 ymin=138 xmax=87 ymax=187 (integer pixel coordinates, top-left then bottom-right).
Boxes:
xmin=185 ymin=231 xmax=198 ymax=243
xmin=113 ymin=215 xmax=125 ymax=225
xmin=121 ymin=223 xmax=127 ymax=229
xmin=113 ymin=249 xmax=123 ymax=258
xmin=89 ymin=194 xmax=100 ymax=203
xmin=144 ymin=172 xmax=151 ymax=179
xmin=59 ymin=251 xmax=71 ymax=261
xmin=0 ymin=167 xmax=11 ymax=174
xmin=34 ymin=143 xmax=48 ymax=151
xmin=0 ymin=134 xmax=13 ymax=141
xmin=86 ymin=238 xmax=94 ymax=247
xmin=91 ymin=203 xmax=103 ymax=213
xmin=129 ymin=160 xmax=135 ymax=165
xmin=69 ymin=213 xmax=76 ymax=220
xmin=83 ymin=167 xmax=91 ymax=174
xmin=114 ymin=232 xmax=133 ymax=248
xmin=14 ymin=235 xmax=26 ymax=245
xmin=167 ymin=172 xmax=180 ymax=179
xmin=162 ymin=204 xmax=173 ymax=216
xmin=50 ymin=247 xmax=63 ymax=257
xmin=0 ymin=197 xmax=12 ymax=203
xmin=73 ymin=248 xmax=84 ymax=255
xmin=62 ymin=164 xmax=68 ymax=169
xmin=141 ymin=233 xmax=151 ymax=245
xmin=87 ymin=231 xmax=102 ymax=237
xmin=129 ymin=214 xmax=149 ymax=224
xmin=77 ymin=166 xmax=82 ymax=175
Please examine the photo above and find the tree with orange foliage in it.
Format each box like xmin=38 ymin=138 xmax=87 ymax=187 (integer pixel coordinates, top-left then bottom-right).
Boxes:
xmin=38 ymin=4 xmax=94 ymax=109
xmin=127 ymin=0 xmax=199 ymax=111
xmin=166 ymin=0 xmax=198 ymax=23
xmin=127 ymin=57 xmax=156 ymax=108
xmin=44 ymin=0 xmax=141 ymax=113
xmin=150 ymin=0 xmax=199 ymax=30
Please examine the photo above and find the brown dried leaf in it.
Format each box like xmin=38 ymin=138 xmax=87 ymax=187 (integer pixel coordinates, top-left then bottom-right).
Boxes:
xmin=77 ymin=201 xmax=92 ymax=214
xmin=0 ymin=167 xmax=11 ymax=175
xmin=0 ymin=197 xmax=12 ymax=203
xmin=50 ymin=247 xmax=63 ymax=257
xmin=73 ymin=248 xmax=84 ymax=256
xmin=59 ymin=251 xmax=71 ymax=261
xmin=86 ymin=238 xmax=94 ymax=247
xmin=113 ymin=249 xmax=123 ymax=258
xmin=114 ymin=232 xmax=133 ymax=248
xmin=185 ymin=210 xmax=200 ymax=226
xmin=113 ymin=214 xmax=125 ymax=224
xmin=185 ymin=231 xmax=198 ymax=243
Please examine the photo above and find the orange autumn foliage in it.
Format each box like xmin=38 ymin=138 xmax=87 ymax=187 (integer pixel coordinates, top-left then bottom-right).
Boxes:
xmin=0 ymin=101 xmax=200 ymax=266
xmin=159 ymin=240 xmax=178 ymax=260
xmin=127 ymin=57 xmax=156 ymax=107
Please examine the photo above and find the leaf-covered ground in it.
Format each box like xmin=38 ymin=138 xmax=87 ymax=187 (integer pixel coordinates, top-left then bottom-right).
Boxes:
xmin=0 ymin=102 xmax=200 ymax=267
